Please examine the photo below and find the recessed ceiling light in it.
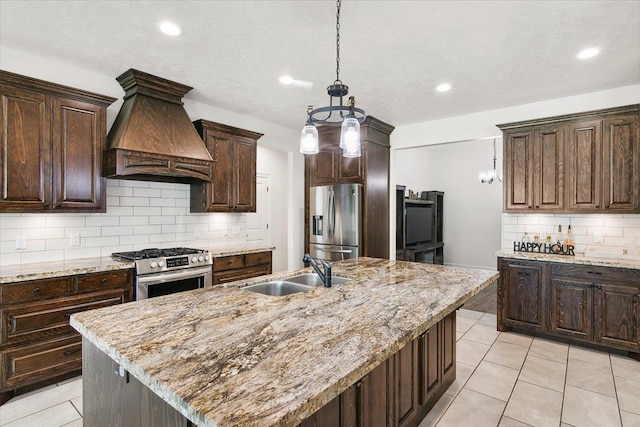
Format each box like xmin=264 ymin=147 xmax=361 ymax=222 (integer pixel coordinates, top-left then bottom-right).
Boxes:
xmin=577 ymin=47 xmax=599 ymax=59
xmin=436 ymin=83 xmax=451 ymax=92
xmin=279 ymin=75 xmax=294 ymax=85
xmin=156 ymin=21 xmax=182 ymax=36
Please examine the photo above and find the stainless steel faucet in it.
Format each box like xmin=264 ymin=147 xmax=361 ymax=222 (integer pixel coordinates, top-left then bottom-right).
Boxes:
xmin=303 ymin=253 xmax=332 ymax=287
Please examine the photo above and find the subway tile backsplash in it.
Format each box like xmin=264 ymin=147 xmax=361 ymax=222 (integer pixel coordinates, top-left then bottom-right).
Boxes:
xmin=0 ymin=179 xmax=249 ymax=266
xmin=503 ymin=213 xmax=640 ymax=257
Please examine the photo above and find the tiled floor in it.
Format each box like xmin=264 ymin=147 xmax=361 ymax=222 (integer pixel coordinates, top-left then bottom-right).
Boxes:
xmin=1 ymin=310 xmax=639 ymax=426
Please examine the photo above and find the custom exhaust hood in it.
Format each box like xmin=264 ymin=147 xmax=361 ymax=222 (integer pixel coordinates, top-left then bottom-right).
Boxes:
xmin=105 ymin=69 xmax=213 ymax=182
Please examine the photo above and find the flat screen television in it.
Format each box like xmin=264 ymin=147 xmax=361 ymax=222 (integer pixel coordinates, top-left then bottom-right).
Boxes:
xmin=405 ymin=205 xmax=433 ymax=245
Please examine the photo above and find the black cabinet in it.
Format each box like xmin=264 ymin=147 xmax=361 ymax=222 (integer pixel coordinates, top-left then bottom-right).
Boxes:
xmin=396 ymin=187 xmax=444 ymax=264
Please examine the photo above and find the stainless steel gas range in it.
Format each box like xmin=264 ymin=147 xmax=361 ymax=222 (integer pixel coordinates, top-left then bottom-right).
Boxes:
xmin=112 ymin=248 xmax=213 ymax=300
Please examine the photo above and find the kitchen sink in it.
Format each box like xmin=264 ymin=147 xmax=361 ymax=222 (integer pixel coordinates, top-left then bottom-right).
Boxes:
xmin=244 ymin=281 xmax=313 ymax=296
xmin=284 ymin=274 xmax=352 ymax=287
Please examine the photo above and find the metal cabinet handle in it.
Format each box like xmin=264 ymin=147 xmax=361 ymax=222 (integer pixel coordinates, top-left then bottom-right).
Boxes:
xmin=33 ymin=287 xmax=40 ymax=293
xmin=587 ymin=271 xmax=603 ymax=276
xmin=63 ymin=349 xmax=81 ymax=357
xmin=9 ymin=317 xmax=16 ymax=333
xmin=101 ymin=278 xmax=108 ymax=283
xmin=64 ymin=313 xmax=72 ymax=319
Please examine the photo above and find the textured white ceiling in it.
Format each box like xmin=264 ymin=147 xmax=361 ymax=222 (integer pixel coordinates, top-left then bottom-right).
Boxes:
xmin=1 ymin=0 xmax=639 ymax=132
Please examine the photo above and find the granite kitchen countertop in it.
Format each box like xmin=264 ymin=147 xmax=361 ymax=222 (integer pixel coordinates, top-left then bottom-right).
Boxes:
xmin=71 ymin=257 xmax=497 ymax=427
xmin=0 ymin=245 xmax=275 ymax=284
xmin=496 ymin=249 xmax=640 ymax=269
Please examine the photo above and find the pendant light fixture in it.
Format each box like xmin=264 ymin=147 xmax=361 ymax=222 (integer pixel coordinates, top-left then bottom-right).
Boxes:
xmin=299 ymin=0 xmax=366 ymax=157
xmin=479 ymin=138 xmax=502 ymax=184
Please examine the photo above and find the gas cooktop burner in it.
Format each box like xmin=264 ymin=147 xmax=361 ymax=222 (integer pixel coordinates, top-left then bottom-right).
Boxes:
xmin=112 ymin=247 xmax=206 ymax=261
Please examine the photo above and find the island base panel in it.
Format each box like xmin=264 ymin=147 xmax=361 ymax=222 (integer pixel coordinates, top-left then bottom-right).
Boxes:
xmin=82 ymin=338 xmax=192 ymax=427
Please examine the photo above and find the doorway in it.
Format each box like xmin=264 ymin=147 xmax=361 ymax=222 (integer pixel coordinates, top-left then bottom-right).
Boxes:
xmin=247 ymin=173 xmax=271 ymax=246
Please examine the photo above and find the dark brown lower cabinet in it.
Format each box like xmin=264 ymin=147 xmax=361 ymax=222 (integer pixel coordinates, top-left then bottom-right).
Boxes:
xmin=82 ymin=312 xmax=457 ymax=427
xmin=498 ymin=257 xmax=640 ymax=357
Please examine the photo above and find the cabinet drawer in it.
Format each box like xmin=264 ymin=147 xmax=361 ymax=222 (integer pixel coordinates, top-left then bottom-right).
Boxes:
xmin=213 ymin=255 xmax=245 ymax=272
xmin=1 ymin=289 xmax=127 ymax=346
xmin=213 ymin=265 xmax=271 ymax=285
xmin=1 ymin=334 xmax=81 ymax=390
xmin=0 ymin=277 xmax=72 ymax=305
xmin=551 ymin=263 xmax=640 ymax=285
xmin=76 ymin=269 xmax=132 ymax=293
xmin=245 ymin=251 xmax=271 ymax=267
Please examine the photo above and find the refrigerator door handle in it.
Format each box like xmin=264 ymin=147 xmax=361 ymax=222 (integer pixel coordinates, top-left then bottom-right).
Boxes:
xmin=319 ymin=248 xmax=353 ymax=254
xmin=328 ymin=189 xmax=336 ymax=237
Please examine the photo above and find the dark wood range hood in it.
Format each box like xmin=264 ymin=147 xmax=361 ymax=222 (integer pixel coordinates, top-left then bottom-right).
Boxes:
xmin=105 ymin=69 xmax=213 ymax=182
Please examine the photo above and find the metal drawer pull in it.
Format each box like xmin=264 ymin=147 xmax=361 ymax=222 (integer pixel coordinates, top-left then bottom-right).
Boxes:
xmin=33 ymin=287 xmax=40 ymax=293
xmin=587 ymin=271 xmax=603 ymax=275
xmin=101 ymin=278 xmax=108 ymax=283
xmin=63 ymin=348 xmax=81 ymax=356
xmin=64 ymin=313 xmax=72 ymax=319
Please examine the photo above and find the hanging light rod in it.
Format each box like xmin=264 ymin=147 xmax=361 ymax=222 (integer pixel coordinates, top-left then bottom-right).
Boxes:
xmin=479 ymin=138 xmax=502 ymax=184
xmin=300 ymin=0 xmax=366 ymax=157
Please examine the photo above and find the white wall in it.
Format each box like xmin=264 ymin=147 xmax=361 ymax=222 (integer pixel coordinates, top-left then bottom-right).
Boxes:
xmin=394 ymin=139 xmax=503 ymax=269
xmin=0 ymin=46 xmax=303 ymax=270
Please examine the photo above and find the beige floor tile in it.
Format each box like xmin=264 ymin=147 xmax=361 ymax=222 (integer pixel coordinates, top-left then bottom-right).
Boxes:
xmin=0 ymin=380 xmax=83 ymax=425
xmin=70 ymin=396 xmax=83 ymax=416
xmin=568 ymin=345 xmax=611 ymax=367
xmin=437 ymin=388 xmax=506 ymax=427
xmin=562 ymin=384 xmax=621 ymax=427
xmin=1 ymin=401 xmax=80 ymax=427
xmin=444 ymin=362 xmax=475 ymax=397
xmin=417 ymin=393 xmax=454 ymax=427
xmin=456 ymin=316 xmax=477 ymax=334
xmin=528 ymin=338 xmax=568 ymax=363
xmin=497 ymin=331 xmax=534 ymax=348
xmin=566 ymin=357 xmax=615 ymax=397
xmin=611 ymin=354 xmax=640 ymax=382
xmin=615 ymin=376 xmax=640 ymax=415
xmin=55 ymin=376 xmax=81 ymax=387
xmin=484 ymin=340 xmax=529 ymax=370
xmin=458 ymin=309 xmax=484 ymax=320
xmin=621 ymin=410 xmax=640 ymax=427
xmin=477 ymin=313 xmax=498 ymax=328
xmin=61 ymin=419 xmax=83 ymax=427
xmin=456 ymin=331 xmax=464 ymax=341
xmin=519 ymin=354 xmax=566 ymax=392
xmin=499 ymin=417 xmax=532 ymax=427
xmin=504 ymin=381 xmax=563 ymax=427
xmin=465 ymin=360 xmax=519 ymax=401
xmin=462 ymin=324 xmax=501 ymax=346
xmin=456 ymin=338 xmax=491 ymax=367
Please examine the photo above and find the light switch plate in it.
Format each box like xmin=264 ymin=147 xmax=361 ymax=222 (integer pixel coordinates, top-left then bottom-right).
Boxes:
xmin=593 ymin=231 xmax=603 ymax=244
xmin=232 ymin=226 xmax=240 ymax=236
xmin=15 ymin=235 xmax=27 ymax=250
xmin=70 ymin=233 xmax=80 ymax=246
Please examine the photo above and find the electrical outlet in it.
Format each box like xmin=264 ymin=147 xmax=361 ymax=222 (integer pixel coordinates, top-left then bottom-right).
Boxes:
xmin=69 ymin=233 xmax=80 ymax=247
xmin=593 ymin=231 xmax=603 ymax=244
xmin=222 ymin=225 xmax=228 ymax=236
xmin=15 ymin=235 xmax=27 ymax=250
xmin=192 ymin=225 xmax=200 ymax=239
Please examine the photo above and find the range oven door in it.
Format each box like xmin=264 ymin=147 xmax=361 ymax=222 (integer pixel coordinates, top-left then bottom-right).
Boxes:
xmin=136 ymin=266 xmax=212 ymax=300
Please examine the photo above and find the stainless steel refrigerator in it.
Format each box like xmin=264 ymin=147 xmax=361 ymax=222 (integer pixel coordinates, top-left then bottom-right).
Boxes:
xmin=309 ymin=183 xmax=362 ymax=261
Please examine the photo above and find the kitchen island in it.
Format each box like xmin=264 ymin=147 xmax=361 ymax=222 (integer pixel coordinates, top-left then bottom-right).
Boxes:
xmin=71 ymin=258 xmax=497 ymax=427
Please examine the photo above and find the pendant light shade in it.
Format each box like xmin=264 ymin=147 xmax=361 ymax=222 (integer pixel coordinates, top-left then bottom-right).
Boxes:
xmin=479 ymin=138 xmax=502 ymax=184
xmin=300 ymin=123 xmax=319 ymax=154
xmin=300 ymin=0 xmax=366 ymax=158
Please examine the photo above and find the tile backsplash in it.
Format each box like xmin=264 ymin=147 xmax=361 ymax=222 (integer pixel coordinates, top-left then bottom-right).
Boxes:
xmin=503 ymin=213 xmax=640 ymax=257
xmin=0 ymin=180 xmax=248 ymax=266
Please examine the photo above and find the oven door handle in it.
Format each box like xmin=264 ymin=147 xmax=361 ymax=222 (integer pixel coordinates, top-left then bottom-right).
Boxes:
xmin=137 ymin=266 xmax=212 ymax=285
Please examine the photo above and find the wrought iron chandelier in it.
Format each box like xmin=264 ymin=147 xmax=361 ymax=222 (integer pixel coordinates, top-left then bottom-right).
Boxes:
xmin=300 ymin=0 xmax=366 ymax=157
xmin=479 ymin=138 xmax=502 ymax=184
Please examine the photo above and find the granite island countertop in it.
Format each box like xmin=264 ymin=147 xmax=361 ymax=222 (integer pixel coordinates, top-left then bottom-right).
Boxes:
xmin=71 ymin=258 xmax=498 ymax=427
xmin=495 ymin=249 xmax=640 ymax=269
xmin=0 ymin=245 xmax=275 ymax=284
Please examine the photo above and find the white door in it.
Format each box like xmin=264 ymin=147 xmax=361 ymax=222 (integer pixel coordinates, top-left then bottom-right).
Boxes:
xmin=247 ymin=174 xmax=271 ymax=245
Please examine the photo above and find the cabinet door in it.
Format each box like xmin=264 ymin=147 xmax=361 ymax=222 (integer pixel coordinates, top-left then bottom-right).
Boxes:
xmin=602 ymin=114 xmax=639 ymax=211
xmin=549 ymin=278 xmax=593 ymax=341
xmin=361 ymin=358 xmax=392 ymax=427
xmin=52 ymin=97 xmax=104 ymax=210
xmin=566 ymin=120 xmax=602 ymax=210
xmin=394 ymin=339 xmax=418 ymax=427
xmin=309 ymin=148 xmax=340 ymax=186
xmin=534 ymin=127 xmax=564 ymax=210
xmin=206 ymin=130 xmax=234 ymax=211
xmin=504 ymin=130 xmax=534 ymax=210
xmin=340 ymin=154 xmax=363 ymax=183
xmin=233 ymin=136 xmax=256 ymax=212
xmin=502 ymin=261 xmax=546 ymax=333
xmin=0 ymin=84 xmax=51 ymax=211
xmin=418 ymin=327 xmax=440 ymax=406
xmin=594 ymin=284 xmax=639 ymax=351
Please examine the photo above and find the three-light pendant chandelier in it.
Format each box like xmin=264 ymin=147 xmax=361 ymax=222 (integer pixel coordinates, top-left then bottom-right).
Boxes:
xmin=299 ymin=0 xmax=366 ymax=158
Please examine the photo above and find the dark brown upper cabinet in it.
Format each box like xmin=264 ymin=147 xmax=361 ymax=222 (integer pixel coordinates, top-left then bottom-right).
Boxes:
xmin=500 ymin=104 xmax=639 ymax=213
xmin=0 ymin=71 xmax=115 ymax=213
xmin=190 ymin=120 xmax=263 ymax=213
